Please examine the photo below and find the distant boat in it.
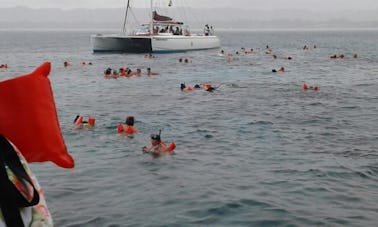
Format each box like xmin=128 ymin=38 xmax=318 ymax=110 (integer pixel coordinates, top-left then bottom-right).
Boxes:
xmin=90 ymin=0 xmax=220 ymax=53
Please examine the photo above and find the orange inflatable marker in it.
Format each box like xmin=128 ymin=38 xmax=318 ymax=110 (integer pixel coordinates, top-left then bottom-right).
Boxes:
xmin=0 ymin=62 xmax=74 ymax=168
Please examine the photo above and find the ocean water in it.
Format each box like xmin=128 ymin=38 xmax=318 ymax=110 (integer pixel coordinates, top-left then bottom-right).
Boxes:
xmin=1 ymin=29 xmax=378 ymax=226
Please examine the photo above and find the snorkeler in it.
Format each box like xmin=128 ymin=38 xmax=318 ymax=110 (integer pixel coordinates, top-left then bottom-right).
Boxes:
xmin=143 ymin=133 xmax=167 ymax=155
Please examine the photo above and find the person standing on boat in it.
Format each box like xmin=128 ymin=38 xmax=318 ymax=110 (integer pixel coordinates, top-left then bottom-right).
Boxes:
xmin=204 ymin=24 xmax=210 ymax=36
xmin=210 ymin=26 xmax=214 ymax=35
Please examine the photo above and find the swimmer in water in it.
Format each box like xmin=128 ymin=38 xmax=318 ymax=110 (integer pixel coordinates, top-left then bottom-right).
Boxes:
xmin=143 ymin=133 xmax=167 ymax=156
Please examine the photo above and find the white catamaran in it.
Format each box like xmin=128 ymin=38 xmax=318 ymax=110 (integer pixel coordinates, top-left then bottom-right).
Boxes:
xmin=91 ymin=0 xmax=220 ymax=53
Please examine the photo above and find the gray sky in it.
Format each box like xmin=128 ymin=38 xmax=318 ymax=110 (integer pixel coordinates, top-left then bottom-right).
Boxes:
xmin=2 ymin=0 xmax=378 ymax=11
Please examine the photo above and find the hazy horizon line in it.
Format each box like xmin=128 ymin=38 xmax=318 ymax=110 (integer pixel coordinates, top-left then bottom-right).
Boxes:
xmin=2 ymin=5 xmax=378 ymax=12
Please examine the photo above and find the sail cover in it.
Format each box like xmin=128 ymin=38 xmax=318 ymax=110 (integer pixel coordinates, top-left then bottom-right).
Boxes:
xmin=153 ymin=11 xmax=172 ymax=21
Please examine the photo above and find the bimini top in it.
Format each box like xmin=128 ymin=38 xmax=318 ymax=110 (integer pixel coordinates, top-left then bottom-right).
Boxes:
xmin=152 ymin=11 xmax=183 ymax=24
xmin=153 ymin=11 xmax=172 ymax=21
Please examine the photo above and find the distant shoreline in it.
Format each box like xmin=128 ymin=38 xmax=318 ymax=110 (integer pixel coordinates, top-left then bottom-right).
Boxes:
xmin=1 ymin=7 xmax=377 ymax=32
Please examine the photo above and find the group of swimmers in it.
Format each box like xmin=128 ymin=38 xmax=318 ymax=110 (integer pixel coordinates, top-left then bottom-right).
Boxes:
xmin=178 ymin=58 xmax=192 ymax=63
xmin=144 ymin=53 xmax=157 ymax=59
xmin=329 ymin=54 xmax=357 ymax=59
xmin=103 ymin=67 xmax=159 ymax=79
xmin=73 ymin=115 xmax=175 ymax=156
xmin=272 ymin=67 xmax=285 ymax=73
xmin=180 ymin=83 xmax=216 ymax=92
xmin=64 ymin=61 xmax=93 ymax=67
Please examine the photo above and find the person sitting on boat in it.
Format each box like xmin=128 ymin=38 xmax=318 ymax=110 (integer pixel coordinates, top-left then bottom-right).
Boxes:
xmin=146 ymin=68 xmax=159 ymax=76
xmin=173 ymin=27 xmax=181 ymax=35
xmin=153 ymin=26 xmax=159 ymax=34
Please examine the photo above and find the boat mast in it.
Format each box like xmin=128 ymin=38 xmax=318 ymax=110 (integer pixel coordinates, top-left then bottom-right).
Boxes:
xmin=150 ymin=0 xmax=154 ymax=35
xmin=122 ymin=0 xmax=131 ymax=33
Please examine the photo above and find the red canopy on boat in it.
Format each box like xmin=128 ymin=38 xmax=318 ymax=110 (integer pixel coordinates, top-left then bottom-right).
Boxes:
xmin=153 ymin=11 xmax=172 ymax=22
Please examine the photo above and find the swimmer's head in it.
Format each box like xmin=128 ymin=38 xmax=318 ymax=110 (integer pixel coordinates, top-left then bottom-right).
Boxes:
xmin=126 ymin=116 xmax=135 ymax=126
xmin=151 ymin=134 xmax=161 ymax=141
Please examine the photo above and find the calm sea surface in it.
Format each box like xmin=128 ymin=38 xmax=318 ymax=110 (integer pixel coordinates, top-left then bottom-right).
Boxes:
xmin=1 ymin=30 xmax=378 ymax=226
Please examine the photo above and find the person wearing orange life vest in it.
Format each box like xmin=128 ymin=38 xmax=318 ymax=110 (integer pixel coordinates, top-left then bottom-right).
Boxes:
xmin=143 ymin=133 xmax=167 ymax=156
xmin=118 ymin=116 xmax=138 ymax=134
xmin=73 ymin=115 xmax=95 ymax=128
xmin=143 ymin=131 xmax=176 ymax=156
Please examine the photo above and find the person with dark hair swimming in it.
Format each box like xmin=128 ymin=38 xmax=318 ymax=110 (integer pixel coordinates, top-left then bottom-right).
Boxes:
xmin=118 ymin=116 xmax=138 ymax=134
xmin=180 ymin=83 xmax=193 ymax=91
xmin=206 ymin=86 xmax=215 ymax=92
xmin=74 ymin=115 xmax=95 ymax=127
xmin=146 ymin=67 xmax=159 ymax=76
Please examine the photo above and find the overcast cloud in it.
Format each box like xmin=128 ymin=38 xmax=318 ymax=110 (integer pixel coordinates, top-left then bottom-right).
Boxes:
xmin=2 ymin=0 xmax=378 ymax=11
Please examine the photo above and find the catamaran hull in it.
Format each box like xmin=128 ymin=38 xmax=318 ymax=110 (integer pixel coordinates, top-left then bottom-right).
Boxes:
xmin=91 ymin=34 xmax=220 ymax=53
xmin=152 ymin=35 xmax=220 ymax=53
xmin=91 ymin=35 xmax=152 ymax=53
